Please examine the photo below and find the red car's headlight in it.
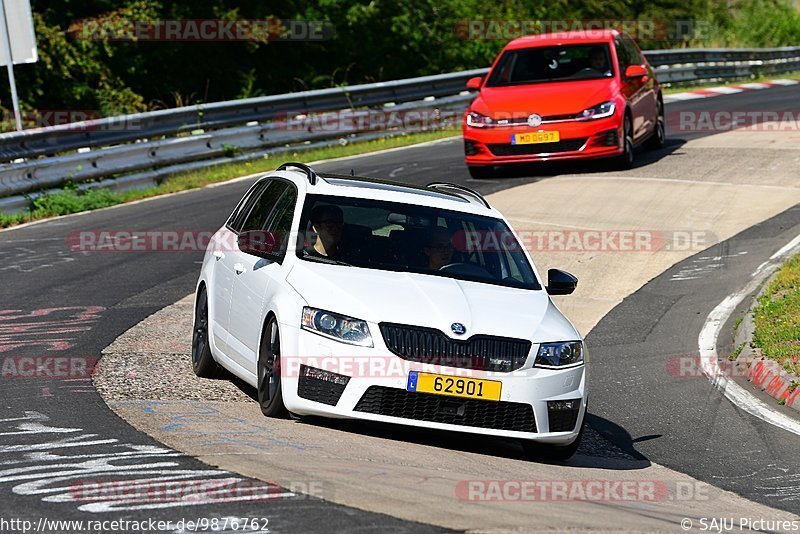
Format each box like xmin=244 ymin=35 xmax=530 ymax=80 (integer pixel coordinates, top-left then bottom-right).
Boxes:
xmin=578 ymin=101 xmax=616 ymax=120
xmin=466 ymin=111 xmax=495 ymax=128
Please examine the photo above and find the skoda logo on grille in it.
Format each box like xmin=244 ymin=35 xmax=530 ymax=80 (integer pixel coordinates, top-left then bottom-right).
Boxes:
xmin=451 ymin=323 xmax=466 ymax=336
xmin=527 ymin=113 xmax=543 ymax=127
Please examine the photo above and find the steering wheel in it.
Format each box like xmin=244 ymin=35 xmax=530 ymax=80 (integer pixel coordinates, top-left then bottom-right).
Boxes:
xmin=439 ymin=262 xmax=492 ymax=278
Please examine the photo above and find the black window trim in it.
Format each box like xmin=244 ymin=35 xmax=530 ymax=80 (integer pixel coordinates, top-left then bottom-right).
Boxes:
xmin=225 ymin=176 xmax=298 ymax=235
xmin=226 ymin=179 xmax=269 ymax=234
xmin=227 ymin=177 xmax=299 ymax=264
xmin=260 ymin=184 xmax=299 ymax=263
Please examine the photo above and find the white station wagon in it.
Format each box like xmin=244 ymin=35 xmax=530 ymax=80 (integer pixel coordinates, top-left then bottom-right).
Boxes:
xmin=193 ymin=162 xmax=587 ymax=459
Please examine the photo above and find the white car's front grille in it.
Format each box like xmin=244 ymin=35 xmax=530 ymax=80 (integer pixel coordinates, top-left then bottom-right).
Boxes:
xmin=379 ymin=323 xmax=531 ymax=372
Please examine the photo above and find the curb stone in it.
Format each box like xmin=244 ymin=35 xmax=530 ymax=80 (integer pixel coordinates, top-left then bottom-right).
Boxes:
xmin=731 ymin=271 xmax=800 ymax=410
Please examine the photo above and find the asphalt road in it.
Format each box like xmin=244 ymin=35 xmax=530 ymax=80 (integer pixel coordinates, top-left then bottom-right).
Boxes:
xmin=588 ymin=203 xmax=800 ymax=510
xmin=1 ymin=83 xmax=799 ymax=531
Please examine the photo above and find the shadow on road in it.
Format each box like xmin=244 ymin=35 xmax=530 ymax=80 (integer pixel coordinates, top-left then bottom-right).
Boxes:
xmin=474 ymin=138 xmax=688 ymax=182
xmin=230 ymin=364 xmax=651 ymax=470
xmin=273 ymin=409 xmax=653 ymax=471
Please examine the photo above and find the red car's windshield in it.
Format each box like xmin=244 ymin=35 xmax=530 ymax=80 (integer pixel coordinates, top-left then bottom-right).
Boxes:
xmin=486 ymin=44 xmax=614 ymax=86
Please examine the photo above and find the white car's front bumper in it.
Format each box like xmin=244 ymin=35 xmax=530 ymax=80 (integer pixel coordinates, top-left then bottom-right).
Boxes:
xmin=278 ymin=324 xmax=587 ymax=445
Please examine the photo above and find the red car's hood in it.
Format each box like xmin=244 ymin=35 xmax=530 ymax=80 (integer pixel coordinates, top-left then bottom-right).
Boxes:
xmin=473 ymin=79 xmax=617 ymax=117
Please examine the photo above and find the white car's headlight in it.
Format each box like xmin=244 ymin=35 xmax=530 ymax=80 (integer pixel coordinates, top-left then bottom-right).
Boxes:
xmin=579 ymin=101 xmax=615 ymax=120
xmin=301 ymin=307 xmax=373 ymax=347
xmin=534 ymin=341 xmax=584 ymax=368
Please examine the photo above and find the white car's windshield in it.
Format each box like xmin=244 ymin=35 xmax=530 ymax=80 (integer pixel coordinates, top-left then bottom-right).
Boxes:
xmin=295 ymin=194 xmax=541 ymax=290
xmin=486 ymin=44 xmax=614 ymax=86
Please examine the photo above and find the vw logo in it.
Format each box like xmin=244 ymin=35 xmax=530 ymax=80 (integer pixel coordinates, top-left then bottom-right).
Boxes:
xmin=451 ymin=323 xmax=466 ymax=336
xmin=527 ymin=114 xmax=543 ymax=127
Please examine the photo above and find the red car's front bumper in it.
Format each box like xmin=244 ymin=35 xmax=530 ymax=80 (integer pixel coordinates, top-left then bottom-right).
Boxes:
xmin=463 ymin=115 xmax=623 ymax=166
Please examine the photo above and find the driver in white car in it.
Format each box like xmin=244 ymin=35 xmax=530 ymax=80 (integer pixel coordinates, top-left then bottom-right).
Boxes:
xmin=309 ymin=204 xmax=346 ymax=259
xmin=423 ymin=228 xmax=455 ymax=270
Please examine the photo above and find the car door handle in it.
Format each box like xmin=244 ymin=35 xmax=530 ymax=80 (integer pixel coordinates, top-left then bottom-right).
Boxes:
xmin=213 ymin=251 xmax=225 ymax=260
xmin=234 ymin=263 xmax=246 ymax=275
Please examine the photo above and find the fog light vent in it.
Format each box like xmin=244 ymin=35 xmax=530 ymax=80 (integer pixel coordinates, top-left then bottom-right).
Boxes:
xmin=298 ymin=365 xmax=350 ymax=406
xmin=547 ymin=398 xmax=581 ymax=432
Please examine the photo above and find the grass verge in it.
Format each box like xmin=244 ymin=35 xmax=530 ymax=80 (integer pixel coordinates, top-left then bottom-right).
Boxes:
xmin=0 ymin=128 xmax=460 ymax=229
xmin=752 ymin=253 xmax=800 ymax=375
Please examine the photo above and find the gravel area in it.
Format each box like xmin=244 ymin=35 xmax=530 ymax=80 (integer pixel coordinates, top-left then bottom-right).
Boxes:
xmin=94 ymin=294 xmax=253 ymax=402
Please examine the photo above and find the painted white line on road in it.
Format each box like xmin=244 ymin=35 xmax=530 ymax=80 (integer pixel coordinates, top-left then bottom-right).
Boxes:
xmin=704 ymin=87 xmax=744 ymax=94
xmin=737 ymin=83 xmax=771 ymax=90
xmin=698 ymin=232 xmax=800 ymax=436
xmin=664 ymin=93 xmax=708 ymax=101
xmin=770 ymin=233 xmax=800 ymax=260
xmin=768 ymin=79 xmax=800 ymax=86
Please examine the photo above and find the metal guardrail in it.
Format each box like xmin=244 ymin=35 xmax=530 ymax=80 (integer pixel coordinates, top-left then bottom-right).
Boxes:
xmin=1 ymin=46 xmax=799 ymax=213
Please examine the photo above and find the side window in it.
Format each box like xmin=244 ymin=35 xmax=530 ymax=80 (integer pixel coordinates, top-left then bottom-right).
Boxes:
xmin=227 ymin=181 xmax=268 ymax=233
xmin=264 ymin=186 xmax=298 ymax=258
xmin=614 ymin=38 xmax=630 ymax=74
xmin=240 ymin=181 xmax=289 ymax=233
xmin=624 ymin=37 xmax=643 ymax=65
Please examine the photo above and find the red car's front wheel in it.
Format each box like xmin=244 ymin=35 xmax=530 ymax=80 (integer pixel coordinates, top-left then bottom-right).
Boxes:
xmin=616 ymin=115 xmax=635 ymax=170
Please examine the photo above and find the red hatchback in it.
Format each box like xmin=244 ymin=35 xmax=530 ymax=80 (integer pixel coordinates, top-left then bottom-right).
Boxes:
xmin=462 ymin=30 xmax=664 ymax=178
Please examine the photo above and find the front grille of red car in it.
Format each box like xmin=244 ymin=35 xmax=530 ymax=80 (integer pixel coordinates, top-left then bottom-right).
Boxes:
xmin=499 ymin=114 xmax=578 ymax=125
xmin=488 ymin=138 xmax=587 ymax=156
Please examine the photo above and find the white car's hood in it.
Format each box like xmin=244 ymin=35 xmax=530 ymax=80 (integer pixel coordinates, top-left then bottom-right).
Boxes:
xmin=286 ymin=261 xmax=579 ymax=343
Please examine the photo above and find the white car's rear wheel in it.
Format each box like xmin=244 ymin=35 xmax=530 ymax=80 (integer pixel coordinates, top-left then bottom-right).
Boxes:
xmin=192 ymin=288 xmax=224 ymax=378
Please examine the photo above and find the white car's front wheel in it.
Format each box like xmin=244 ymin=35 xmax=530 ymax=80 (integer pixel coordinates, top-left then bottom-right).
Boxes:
xmin=258 ymin=317 xmax=288 ymax=418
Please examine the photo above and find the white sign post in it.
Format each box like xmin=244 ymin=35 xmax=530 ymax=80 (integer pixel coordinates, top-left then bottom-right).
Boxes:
xmin=0 ymin=0 xmax=38 ymax=132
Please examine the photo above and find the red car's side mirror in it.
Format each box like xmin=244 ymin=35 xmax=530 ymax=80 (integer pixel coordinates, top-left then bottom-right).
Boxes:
xmin=625 ymin=65 xmax=648 ymax=80
xmin=466 ymin=76 xmax=483 ymax=90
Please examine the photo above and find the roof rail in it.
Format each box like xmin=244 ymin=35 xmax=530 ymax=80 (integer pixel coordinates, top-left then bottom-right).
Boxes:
xmin=277 ymin=162 xmax=318 ymax=185
xmin=426 ymin=182 xmax=490 ymax=209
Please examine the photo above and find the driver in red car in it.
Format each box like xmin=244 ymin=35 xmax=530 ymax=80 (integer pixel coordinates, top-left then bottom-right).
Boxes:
xmin=589 ymin=47 xmax=612 ymax=76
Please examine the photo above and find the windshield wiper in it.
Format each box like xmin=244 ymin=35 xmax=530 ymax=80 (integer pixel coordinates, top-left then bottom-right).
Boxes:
xmin=300 ymin=250 xmax=352 ymax=266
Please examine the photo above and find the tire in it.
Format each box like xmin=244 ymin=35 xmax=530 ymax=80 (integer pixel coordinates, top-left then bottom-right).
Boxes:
xmin=520 ymin=419 xmax=585 ymax=462
xmin=192 ymin=288 xmax=225 ymax=379
xmin=645 ymin=97 xmax=666 ymax=150
xmin=467 ymin=165 xmax=495 ymax=179
xmin=615 ymin=115 xmax=635 ymax=170
xmin=257 ymin=317 xmax=288 ymax=418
